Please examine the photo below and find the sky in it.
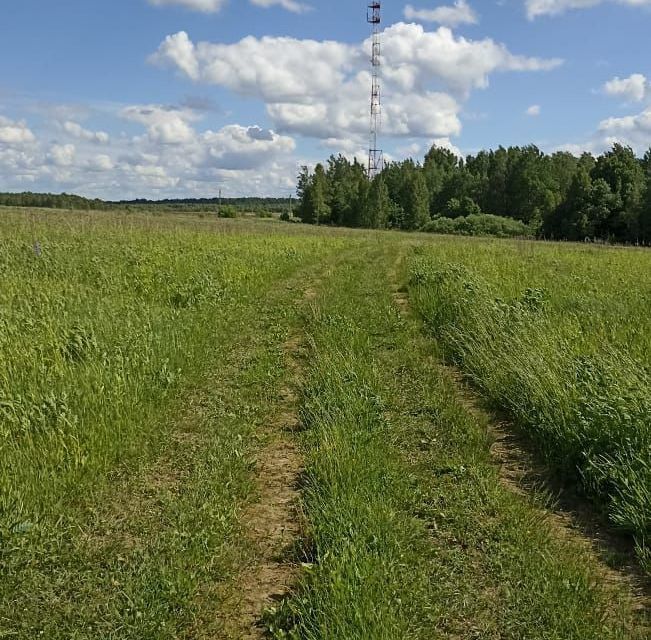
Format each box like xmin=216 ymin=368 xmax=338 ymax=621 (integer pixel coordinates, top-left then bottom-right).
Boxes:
xmin=0 ymin=0 xmax=650 ymax=200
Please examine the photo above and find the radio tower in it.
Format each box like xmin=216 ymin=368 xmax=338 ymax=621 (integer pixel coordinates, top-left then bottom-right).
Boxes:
xmin=367 ymin=2 xmax=383 ymax=180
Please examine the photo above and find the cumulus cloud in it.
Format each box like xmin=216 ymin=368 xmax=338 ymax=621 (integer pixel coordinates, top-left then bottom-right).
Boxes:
xmin=62 ymin=121 xmax=110 ymax=144
xmin=48 ymin=143 xmax=76 ymax=167
xmin=0 ymin=116 xmax=36 ymax=145
xmin=150 ymin=31 xmax=355 ymax=102
xmin=380 ymin=23 xmax=562 ymax=95
xmin=525 ymin=0 xmax=651 ymax=20
xmin=148 ymin=0 xmax=310 ymax=13
xmin=556 ymin=104 xmax=651 ymax=156
xmin=150 ymin=24 xmax=561 ymax=144
xmin=87 ymin=154 xmax=115 ymax=171
xmin=526 ymin=104 xmax=541 ymax=116
xmin=0 ymin=102 xmax=300 ymax=199
xmin=147 ymin=0 xmax=228 ymax=13
xmin=201 ymin=124 xmax=296 ymax=169
xmin=404 ymin=1 xmax=478 ymax=27
xmin=121 ymin=105 xmax=198 ymax=144
xmin=603 ymin=73 xmax=648 ymax=102
xmin=249 ymin=0 xmax=311 ymax=12
xmin=598 ymin=108 xmax=651 ymax=148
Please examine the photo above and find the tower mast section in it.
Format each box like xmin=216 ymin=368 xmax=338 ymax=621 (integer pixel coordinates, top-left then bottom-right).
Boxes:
xmin=367 ymin=2 xmax=383 ymax=180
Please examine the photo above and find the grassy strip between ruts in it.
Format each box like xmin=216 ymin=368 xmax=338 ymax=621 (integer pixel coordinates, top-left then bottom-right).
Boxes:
xmin=269 ymin=240 xmax=648 ymax=639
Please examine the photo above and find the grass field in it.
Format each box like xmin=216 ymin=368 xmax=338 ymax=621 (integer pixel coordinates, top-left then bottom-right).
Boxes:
xmin=0 ymin=208 xmax=648 ymax=638
xmin=409 ymin=239 xmax=651 ymax=569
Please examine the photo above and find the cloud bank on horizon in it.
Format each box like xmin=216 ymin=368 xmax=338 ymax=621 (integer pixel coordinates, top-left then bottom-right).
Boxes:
xmin=0 ymin=0 xmax=649 ymax=199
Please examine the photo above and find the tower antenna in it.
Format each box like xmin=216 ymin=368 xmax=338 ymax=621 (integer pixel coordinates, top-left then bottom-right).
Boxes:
xmin=367 ymin=2 xmax=383 ymax=180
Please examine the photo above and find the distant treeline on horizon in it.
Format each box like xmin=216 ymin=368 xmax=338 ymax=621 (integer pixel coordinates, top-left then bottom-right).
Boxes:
xmin=0 ymin=192 xmax=289 ymax=213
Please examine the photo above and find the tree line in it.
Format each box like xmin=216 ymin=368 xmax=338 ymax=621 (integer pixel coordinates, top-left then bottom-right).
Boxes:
xmin=0 ymin=192 xmax=289 ymax=215
xmin=296 ymin=143 xmax=651 ymax=243
xmin=0 ymin=192 xmax=106 ymax=210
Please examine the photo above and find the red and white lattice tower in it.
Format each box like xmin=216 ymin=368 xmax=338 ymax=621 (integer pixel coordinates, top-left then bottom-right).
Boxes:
xmin=367 ymin=2 xmax=383 ymax=179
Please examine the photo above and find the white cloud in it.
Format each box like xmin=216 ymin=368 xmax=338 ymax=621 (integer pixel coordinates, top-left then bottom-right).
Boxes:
xmin=148 ymin=0 xmax=310 ymax=13
xmin=404 ymin=1 xmax=478 ymax=27
xmin=0 ymin=116 xmax=36 ymax=145
xmin=431 ymin=136 xmax=463 ymax=157
xmin=48 ymin=143 xmax=76 ymax=167
xmin=525 ymin=0 xmax=651 ymax=20
xmin=62 ymin=121 xmax=110 ymax=144
xmin=0 ymin=102 xmax=300 ymax=199
xmin=249 ymin=0 xmax=311 ymax=12
xmin=152 ymin=32 xmax=200 ymax=80
xmin=555 ymin=105 xmax=651 ymax=156
xmin=598 ymin=108 xmax=651 ymax=149
xmin=87 ymin=154 xmax=115 ymax=171
xmin=150 ymin=24 xmax=561 ymax=145
xmin=150 ymin=31 xmax=355 ymax=103
xmin=603 ymin=73 xmax=648 ymax=102
xmin=526 ymin=104 xmax=541 ymax=116
xmin=201 ymin=124 xmax=296 ymax=169
xmin=121 ymin=105 xmax=198 ymax=144
xmin=379 ymin=23 xmax=562 ymax=96
xmin=147 ymin=0 xmax=228 ymax=13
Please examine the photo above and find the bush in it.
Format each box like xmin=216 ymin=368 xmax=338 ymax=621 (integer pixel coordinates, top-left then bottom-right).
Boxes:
xmin=218 ymin=205 xmax=239 ymax=219
xmin=443 ymin=196 xmax=482 ymax=219
xmin=421 ymin=214 xmax=532 ymax=238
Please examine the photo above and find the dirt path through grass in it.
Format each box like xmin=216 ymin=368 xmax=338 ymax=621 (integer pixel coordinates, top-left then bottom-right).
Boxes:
xmin=0 ymin=230 xmax=349 ymax=639
xmin=391 ymin=245 xmax=650 ymax=622
xmin=270 ymin=239 xmax=648 ymax=639
xmin=221 ymin=330 xmax=306 ymax=639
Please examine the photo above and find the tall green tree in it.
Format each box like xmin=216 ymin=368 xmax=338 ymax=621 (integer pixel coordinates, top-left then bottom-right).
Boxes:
xmin=308 ymin=163 xmax=330 ymax=226
xmin=592 ymin=143 xmax=645 ymax=240
xmin=363 ymin=175 xmax=390 ymax=229
xmin=295 ymin=166 xmax=314 ymax=223
xmin=423 ymin=145 xmax=460 ymax=215
xmin=640 ymin=148 xmax=651 ymax=243
xmin=402 ymin=169 xmax=430 ymax=230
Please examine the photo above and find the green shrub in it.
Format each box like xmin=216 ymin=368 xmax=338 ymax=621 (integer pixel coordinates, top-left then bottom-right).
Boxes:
xmin=218 ymin=205 xmax=239 ymax=218
xmin=421 ymin=214 xmax=532 ymax=238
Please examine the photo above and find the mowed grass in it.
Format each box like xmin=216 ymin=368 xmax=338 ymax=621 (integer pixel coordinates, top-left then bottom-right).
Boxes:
xmin=409 ymin=238 xmax=651 ymax=570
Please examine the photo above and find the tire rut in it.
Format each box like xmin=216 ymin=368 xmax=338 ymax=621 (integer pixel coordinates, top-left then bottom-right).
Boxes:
xmin=220 ymin=326 xmax=307 ymax=639
xmin=390 ymin=246 xmax=650 ymax=621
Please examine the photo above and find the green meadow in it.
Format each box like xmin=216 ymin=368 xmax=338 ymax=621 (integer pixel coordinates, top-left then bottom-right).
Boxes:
xmin=0 ymin=208 xmax=648 ymax=638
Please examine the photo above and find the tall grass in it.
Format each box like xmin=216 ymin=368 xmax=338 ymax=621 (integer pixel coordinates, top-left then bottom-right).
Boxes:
xmin=271 ymin=244 xmax=647 ymax=639
xmin=0 ymin=209 xmax=338 ymax=525
xmin=409 ymin=239 xmax=651 ymax=568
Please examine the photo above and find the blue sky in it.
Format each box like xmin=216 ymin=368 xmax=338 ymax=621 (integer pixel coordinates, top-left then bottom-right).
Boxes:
xmin=1 ymin=0 xmax=650 ymax=199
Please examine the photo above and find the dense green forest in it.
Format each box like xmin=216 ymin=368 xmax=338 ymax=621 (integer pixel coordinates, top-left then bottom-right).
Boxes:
xmin=297 ymin=143 xmax=651 ymax=243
